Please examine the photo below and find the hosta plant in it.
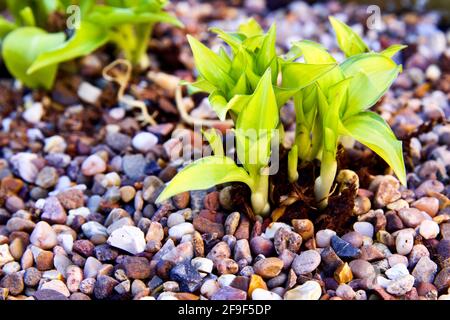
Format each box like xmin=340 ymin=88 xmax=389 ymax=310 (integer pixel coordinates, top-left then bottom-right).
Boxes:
xmin=286 ymin=17 xmax=407 ymax=208
xmin=0 ymin=0 xmax=70 ymax=89
xmin=157 ymin=70 xmax=279 ymax=216
xmin=1 ymin=0 xmax=183 ymax=89
xmin=186 ymin=18 xmax=337 ymax=122
xmin=157 ymin=20 xmax=338 ymax=215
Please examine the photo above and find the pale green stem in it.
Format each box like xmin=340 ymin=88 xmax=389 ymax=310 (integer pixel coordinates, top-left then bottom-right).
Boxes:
xmin=288 ymin=145 xmax=299 ymax=183
xmin=133 ymin=24 xmax=154 ymax=66
xmin=314 ymin=151 xmax=337 ymax=209
xmin=250 ymin=170 xmax=270 ymax=216
xmin=296 ymin=124 xmax=312 ymax=161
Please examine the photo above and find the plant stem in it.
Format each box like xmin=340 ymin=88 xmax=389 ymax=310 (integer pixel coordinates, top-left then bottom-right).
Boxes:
xmin=133 ymin=23 xmax=154 ymax=66
xmin=314 ymin=151 xmax=337 ymax=209
xmin=250 ymin=170 xmax=270 ymax=216
xmin=296 ymin=125 xmax=312 ymax=161
xmin=288 ymin=145 xmax=299 ymax=183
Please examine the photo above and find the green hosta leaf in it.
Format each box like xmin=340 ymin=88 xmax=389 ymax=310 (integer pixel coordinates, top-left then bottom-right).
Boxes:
xmin=235 ymin=129 xmax=272 ymax=174
xmin=209 ymin=91 xmax=229 ymax=121
xmin=230 ymin=72 xmax=249 ymax=97
xmin=236 ymin=69 xmax=278 ymax=134
xmin=340 ymin=53 xmax=401 ymax=118
xmin=281 ymin=62 xmax=338 ymax=91
xmin=329 ymin=16 xmax=369 ymax=57
xmin=189 ymin=78 xmax=216 ymax=94
xmin=380 ymin=44 xmax=407 ymax=58
xmin=226 ymin=94 xmax=251 ymax=116
xmin=87 ymin=5 xmax=183 ymax=28
xmin=238 ymin=18 xmax=263 ymax=38
xmin=340 ymin=111 xmax=406 ymax=185
xmin=2 ymin=27 xmax=65 ymax=89
xmin=202 ymin=128 xmax=224 ymax=157
xmin=256 ymin=24 xmax=276 ymax=74
xmin=156 ymin=156 xmax=253 ymax=203
xmin=28 ymin=21 xmax=110 ymax=74
xmin=292 ymin=40 xmax=344 ymax=94
xmin=210 ymin=27 xmax=242 ymax=53
xmin=0 ymin=16 xmax=16 ymax=39
xmin=273 ymin=86 xmax=301 ymax=107
xmin=187 ymin=35 xmax=233 ymax=91
xmin=20 ymin=6 xmax=36 ymax=26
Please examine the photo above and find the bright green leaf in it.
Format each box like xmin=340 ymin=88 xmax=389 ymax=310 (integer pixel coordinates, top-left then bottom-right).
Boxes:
xmin=341 ymin=53 xmax=401 ymax=118
xmin=236 ymin=69 xmax=278 ymax=134
xmin=2 ymin=27 xmax=65 ymax=89
xmin=28 ymin=21 xmax=110 ymax=74
xmin=187 ymin=35 xmax=233 ymax=91
xmin=202 ymin=129 xmax=224 ymax=157
xmin=340 ymin=111 xmax=406 ymax=185
xmin=156 ymin=156 xmax=253 ymax=203
xmin=380 ymin=44 xmax=407 ymax=58
xmin=329 ymin=16 xmax=369 ymax=57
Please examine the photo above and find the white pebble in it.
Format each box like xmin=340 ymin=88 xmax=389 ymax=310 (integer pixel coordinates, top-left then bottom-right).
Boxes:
xmin=78 ymin=82 xmax=102 ymax=105
xmin=395 ymin=230 xmax=414 ymax=255
xmin=44 ymin=135 xmax=67 ymax=154
xmin=168 ymin=222 xmax=195 ymax=240
xmin=107 ymin=226 xmax=146 ymax=255
xmin=353 ymin=222 xmax=374 ymax=238
xmin=109 ymin=107 xmax=125 ymax=120
xmin=82 ymin=221 xmax=108 ymax=238
xmin=425 ymin=64 xmax=441 ymax=81
xmin=284 ymin=281 xmax=322 ymax=300
xmin=385 ymin=263 xmax=410 ymax=280
xmin=419 ymin=220 xmax=440 ymax=239
xmin=316 ymin=229 xmax=337 ymax=247
xmin=263 ymin=222 xmax=292 ymax=239
xmin=218 ymin=274 xmax=236 ymax=287
xmin=81 ymin=154 xmax=106 ymax=176
xmin=23 ymin=102 xmax=44 ymax=124
xmin=132 ymin=132 xmax=158 ymax=153
xmin=101 ymin=172 xmax=121 ymax=188
xmin=67 ymin=207 xmax=90 ymax=225
xmin=167 ymin=213 xmax=185 ymax=227
xmin=0 ymin=244 xmax=14 ymax=267
xmin=191 ymin=257 xmax=213 ymax=276
xmin=252 ymin=288 xmax=282 ymax=300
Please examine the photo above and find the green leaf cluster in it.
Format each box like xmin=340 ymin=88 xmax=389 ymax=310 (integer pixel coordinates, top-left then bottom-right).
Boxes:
xmin=157 ymin=19 xmax=338 ymax=215
xmin=1 ymin=0 xmax=183 ymax=89
xmin=285 ymin=17 xmax=406 ymax=208
xmin=187 ymin=18 xmax=336 ymax=121
xmin=158 ymin=17 xmax=407 ymax=214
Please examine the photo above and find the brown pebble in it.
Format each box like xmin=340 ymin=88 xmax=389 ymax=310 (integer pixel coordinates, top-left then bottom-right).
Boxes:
xmin=253 ymin=257 xmax=283 ymax=279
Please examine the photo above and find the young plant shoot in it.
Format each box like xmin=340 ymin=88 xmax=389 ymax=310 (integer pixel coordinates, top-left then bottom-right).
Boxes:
xmin=157 ymin=69 xmax=279 ymax=216
xmin=186 ymin=18 xmax=337 ymax=122
xmin=1 ymin=0 xmax=183 ymax=89
xmin=0 ymin=0 xmax=70 ymax=89
xmin=156 ymin=19 xmax=338 ymax=215
xmin=285 ymin=17 xmax=407 ymax=208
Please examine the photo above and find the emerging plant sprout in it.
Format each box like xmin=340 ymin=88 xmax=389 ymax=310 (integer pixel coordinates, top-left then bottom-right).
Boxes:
xmin=285 ymin=17 xmax=407 ymax=208
xmin=186 ymin=18 xmax=336 ymax=121
xmin=157 ymin=70 xmax=278 ymax=216
xmin=1 ymin=0 xmax=183 ymax=89
xmin=0 ymin=0 xmax=69 ymax=89
xmin=157 ymin=19 xmax=337 ymax=215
